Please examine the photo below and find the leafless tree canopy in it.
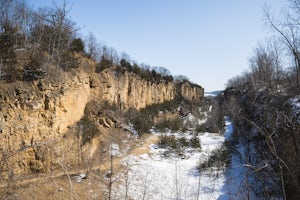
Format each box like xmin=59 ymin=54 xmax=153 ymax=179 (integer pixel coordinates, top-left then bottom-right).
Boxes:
xmin=224 ymin=1 xmax=300 ymax=199
xmin=264 ymin=0 xmax=300 ymax=88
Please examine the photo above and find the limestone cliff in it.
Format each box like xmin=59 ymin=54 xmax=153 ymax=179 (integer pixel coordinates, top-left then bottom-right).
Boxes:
xmin=0 ymin=66 xmax=204 ymax=177
xmin=177 ymin=81 xmax=204 ymax=102
xmin=0 ymin=71 xmax=90 ymax=151
xmin=90 ymin=69 xmax=204 ymax=110
xmin=91 ymin=69 xmax=176 ymax=109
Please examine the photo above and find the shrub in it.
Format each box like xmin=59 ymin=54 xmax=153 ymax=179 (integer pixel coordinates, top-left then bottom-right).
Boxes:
xmin=178 ymin=137 xmax=189 ymax=147
xmin=120 ymin=58 xmax=132 ymax=72
xmin=96 ymin=56 xmax=113 ymax=73
xmin=115 ymin=65 xmax=126 ymax=76
xmin=132 ymin=63 xmax=141 ymax=75
xmin=156 ymin=117 xmax=183 ymax=132
xmin=170 ymin=118 xmax=183 ymax=131
xmin=70 ymin=38 xmax=85 ymax=53
xmin=181 ymin=126 xmax=189 ymax=133
xmin=196 ymin=124 xmax=206 ymax=132
xmin=58 ymin=50 xmax=80 ymax=71
xmin=198 ymin=142 xmax=230 ymax=171
xmin=131 ymin=111 xmax=153 ymax=135
xmin=157 ymin=135 xmax=177 ymax=149
xmin=190 ymin=135 xmax=201 ymax=149
xmin=131 ymin=100 xmax=181 ymax=134
xmin=163 ymin=75 xmax=174 ymax=82
xmin=157 ymin=134 xmax=202 ymax=154
xmin=125 ymin=99 xmax=197 ymax=135
xmin=23 ymin=52 xmax=45 ymax=81
xmin=79 ymin=116 xmax=100 ymax=145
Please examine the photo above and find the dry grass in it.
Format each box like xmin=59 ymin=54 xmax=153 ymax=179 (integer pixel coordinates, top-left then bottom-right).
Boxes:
xmin=131 ymin=134 xmax=158 ymax=156
xmin=0 ymin=131 xmax=157 ymax=200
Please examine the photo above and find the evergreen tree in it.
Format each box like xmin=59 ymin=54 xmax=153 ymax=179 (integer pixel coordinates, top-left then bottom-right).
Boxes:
xmin=70 ymin=38 xmax=85 ymax=53
xmin=0 ymin=21 xmax=20 ymax=81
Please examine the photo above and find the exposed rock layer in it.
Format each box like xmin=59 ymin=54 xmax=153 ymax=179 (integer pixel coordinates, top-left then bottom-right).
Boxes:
xmin=0 ymin=67 xmax=203 ymax=176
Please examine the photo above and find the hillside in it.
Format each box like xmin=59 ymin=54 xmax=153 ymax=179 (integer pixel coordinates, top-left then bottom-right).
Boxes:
xmin=0 ymin=53 xmax=203 ymax=171
xmin=2 ymin=0 xmax=300 ymax=199
xmin=0 ymin=1 xmax=210 ymax=198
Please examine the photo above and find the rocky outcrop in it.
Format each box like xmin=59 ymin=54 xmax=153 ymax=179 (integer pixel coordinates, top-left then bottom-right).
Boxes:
xmin=0 ymin=71 xmax=91 ymax=176
xmin=0 ymin=67 xmax=204 ymax=176
xmin=0 ymin=71 xmax=90 ymax=151
xmin=90 ymin=70 xmax=177 ymax=109
xmin=177 ymin=81 xmax=204 ymax=102
xmin=90 ymin=69 xmax=204 ymax=110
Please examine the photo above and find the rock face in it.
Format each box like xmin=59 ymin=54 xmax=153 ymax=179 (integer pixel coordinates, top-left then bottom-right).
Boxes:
xmin=91 ymin=70 xmax=177 ymax=109
xmin=0 ymin=71 xmax=90 ymax=151
xmin=178 ymin=81 xmax=204 ymax=102
xmin=0 ymin=71 xmax=91 ymax=176
xmin=90 ymin=70 xmax=204 ymax=110
xmin=0 ymin=67 xmax=203 ymax=176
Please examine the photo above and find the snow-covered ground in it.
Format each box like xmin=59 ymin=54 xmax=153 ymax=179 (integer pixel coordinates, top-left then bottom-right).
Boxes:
xmin=220 ymin=117 xmax=282 ymax=200
xmin=289 ymin=95 xmax=300 ymax=123
xmin=219 ymin=118 xmax=249 ymax=200
xmin=114 ymin=118 xmax=234 ymax=200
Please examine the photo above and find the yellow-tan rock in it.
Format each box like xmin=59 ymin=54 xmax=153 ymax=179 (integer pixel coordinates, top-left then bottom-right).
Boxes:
xmin=0 ymin=67 xmax=203 ymax=177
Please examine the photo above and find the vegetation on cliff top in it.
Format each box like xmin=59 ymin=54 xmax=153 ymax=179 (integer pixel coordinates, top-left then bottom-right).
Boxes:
xmin=0 ymin=0 xmax=200 ymax=88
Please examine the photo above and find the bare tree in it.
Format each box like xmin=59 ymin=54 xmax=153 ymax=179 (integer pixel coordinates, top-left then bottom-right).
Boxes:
xmin=249 ymin=41 xmax=282 ymax=91
xmin=85 ymin=32 xmax=99 ymax=60
xmin=153 ymin=66 xmax=171 ymax=76
xmin=174 ymin=75 xmax=190 ymax=83
xmin=109 ymin=47 xmax=120 ymax=64
xmin=121 ymin=51 xmax=131 ymax=62
xmin=48 ymin=0 xmax=74 ymax=53
xmin=265 ymin=3 xmax=300 ymax=87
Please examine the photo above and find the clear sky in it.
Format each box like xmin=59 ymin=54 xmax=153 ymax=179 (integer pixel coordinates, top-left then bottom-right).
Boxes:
xmin=28 ymin=0 xmax=287 ymax=92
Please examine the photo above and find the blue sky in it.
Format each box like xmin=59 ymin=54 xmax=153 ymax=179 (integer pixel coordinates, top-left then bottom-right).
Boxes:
xmin=28 ymin=0 xmax=286 ymax=91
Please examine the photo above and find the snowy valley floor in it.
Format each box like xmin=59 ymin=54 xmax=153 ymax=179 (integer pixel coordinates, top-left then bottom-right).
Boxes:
xmin=111 ymin=118 xmax=235 ymax=200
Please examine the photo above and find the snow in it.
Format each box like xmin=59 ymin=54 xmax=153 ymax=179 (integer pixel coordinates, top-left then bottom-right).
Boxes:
xmin=74 ymin=173 xmax=87 ymax=183
xmin=109 ymin=143 xmax=121 ymax=157
xmin=114 ymin=118 xmax=234 ymax=200
xmin=220 ymin=117 xmax=282 ymax=200
xmin=218 ymin=117 xmax=256 ymax=200
xmin=219 ymin=144 xmax=251 ymax=200
xmin=182 ymin=113 xmax=206 ymax=126
xmin=289 ymin=95 xmax=300 ymax=123
xmin=119 ymin=143 xmax=224 ymax=199
xmin=122 ymin=123 xmax=139 ymax=137
xmin=224 ymin=116 xmax=233 ymax=141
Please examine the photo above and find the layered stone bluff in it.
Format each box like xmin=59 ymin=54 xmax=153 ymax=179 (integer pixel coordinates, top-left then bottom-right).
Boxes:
xmin=91 ymin=69 xmax=203 ymax=110
xmin=0 ymin=71 xmax=90 ymax=152
xmin=0 ymin=68 xmax=203 ymax=175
